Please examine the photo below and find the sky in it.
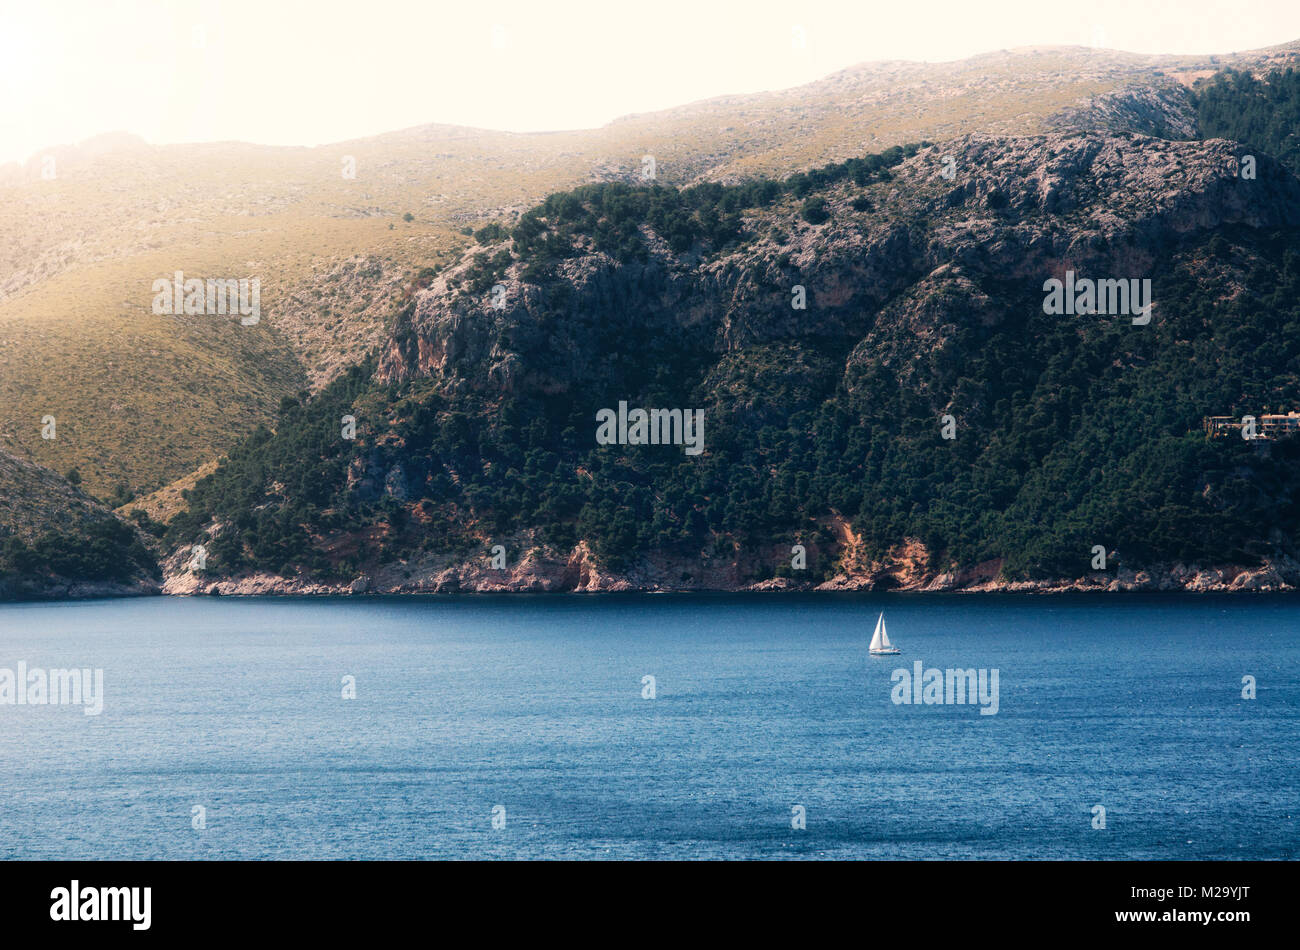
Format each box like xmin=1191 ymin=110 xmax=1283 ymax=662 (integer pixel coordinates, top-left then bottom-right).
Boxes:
xmin=2 ymin=0 xmax=1299 ymax=165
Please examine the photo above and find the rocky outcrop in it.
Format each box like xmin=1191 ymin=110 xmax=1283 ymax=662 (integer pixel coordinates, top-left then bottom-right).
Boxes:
xmin=1045 ymin=81 xmax=1199 ymax=139
xmin=158 ymin=520 xmax=1300 ymax=596
xmin=158 ymin=545 xmax=1300 ymax=595
xmin=379 ymin=132 xmax=1300 ymax=394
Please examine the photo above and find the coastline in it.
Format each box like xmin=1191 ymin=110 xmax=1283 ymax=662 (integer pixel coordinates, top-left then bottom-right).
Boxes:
xmin=118 ymin=558 xmax=1300 ymax=599
xmin=153 ymin=539 xmax=1300 ymax=597
xmin=7 ymin=542 xmax=1299 ymax=602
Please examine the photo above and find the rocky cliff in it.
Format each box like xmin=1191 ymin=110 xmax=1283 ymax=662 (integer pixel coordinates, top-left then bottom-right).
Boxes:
xmin=380 ymin=133 xmax=1299 ymax=392
xmin=157 ymin=128 xmax=1300 ymax=595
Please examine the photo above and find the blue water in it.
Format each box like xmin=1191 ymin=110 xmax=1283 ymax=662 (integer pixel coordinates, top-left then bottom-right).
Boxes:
xmin=0 ymin=594 xmax=1295 ymax=859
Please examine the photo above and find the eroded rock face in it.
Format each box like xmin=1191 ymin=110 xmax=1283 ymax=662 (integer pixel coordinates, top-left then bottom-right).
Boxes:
xmin=159 ymin=541 xmax=1300 ymax=595
xmin=1045 ymin=81 xmax=1199 ymax=140
xmin=379 ymin=133 xmax=1300 ymax=398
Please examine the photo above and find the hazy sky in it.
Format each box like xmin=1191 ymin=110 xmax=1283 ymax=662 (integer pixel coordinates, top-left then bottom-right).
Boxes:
xmin=2 ymin=0 xmax=1299 ymax=164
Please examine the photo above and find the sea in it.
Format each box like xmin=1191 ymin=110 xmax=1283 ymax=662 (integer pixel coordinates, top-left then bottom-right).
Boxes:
xmin=0 ymin=593 xmax=1295 ymax=859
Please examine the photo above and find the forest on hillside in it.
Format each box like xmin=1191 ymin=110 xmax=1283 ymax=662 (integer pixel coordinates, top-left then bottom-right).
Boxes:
xmin=161 ymin=150 xmax=1300 ymax=586
xmin=1195 ymin=67 xmax=1300 ymax=174
xmin=9 ymin=68 xmax=1300 ymax=592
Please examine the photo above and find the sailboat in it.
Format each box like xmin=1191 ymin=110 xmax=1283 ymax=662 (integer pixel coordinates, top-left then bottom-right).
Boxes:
xmin=869 ymin=612 xmax=901 ymax=655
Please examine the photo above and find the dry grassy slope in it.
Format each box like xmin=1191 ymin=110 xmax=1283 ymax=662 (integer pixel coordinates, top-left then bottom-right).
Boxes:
xmin=115 ymin=459 xmax=219 ymax=524
xmin=0 ymin=447 xmax=115 ymax=540
xmin=601 ymin=44 xmax=1300 ymax=182
xmin=3 ymin=42 xmax=1298 ymax=502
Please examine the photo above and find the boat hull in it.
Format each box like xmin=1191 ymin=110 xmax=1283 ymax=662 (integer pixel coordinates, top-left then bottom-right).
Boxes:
xmin=869 ymin=648 xmax=901 ymax=655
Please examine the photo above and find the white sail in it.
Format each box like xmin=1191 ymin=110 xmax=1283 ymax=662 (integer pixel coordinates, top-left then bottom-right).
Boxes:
xmin=869 ymin=613 xmax=884 ymax=651
xmin=879 ymin=619 xmax=892 ymax=649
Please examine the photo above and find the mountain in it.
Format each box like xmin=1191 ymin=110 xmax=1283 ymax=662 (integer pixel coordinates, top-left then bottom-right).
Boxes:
xmin=156 ymin=126 xmax=1300 ymax=594
xmin=9 ymin=43 xmax=1300 ymax=598
xmin=4 ymin=42 xmax=1298 ymax=504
